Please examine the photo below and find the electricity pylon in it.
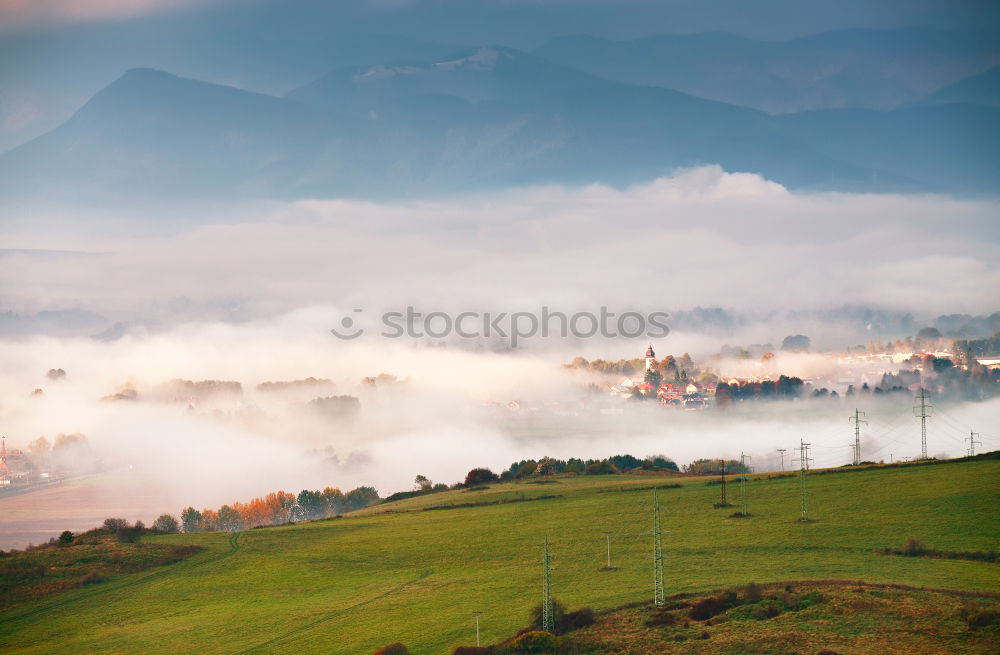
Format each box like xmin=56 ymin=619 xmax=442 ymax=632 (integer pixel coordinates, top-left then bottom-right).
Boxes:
xmin=913 ymin=388 xmax=932 ymax=460
xmin=739 ymin=452 xmax=750 ymax=516
xmin=794 ymin=438 xmax=813 ymax=521
xmin=652 ymin=488 xmax=664 ymax=607
xmin=541 ymin=536 xmax=553 ymax=632
xmin=849 ymin=409 xmax=866 ymax=465
xmin=966 ymin=431 xmax=982 ymax=457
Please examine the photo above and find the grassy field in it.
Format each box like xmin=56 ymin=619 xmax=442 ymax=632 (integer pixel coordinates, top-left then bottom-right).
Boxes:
xmin=550 ymin=581 xmax=1000 ymax=654
xmin=0 ymin=459 xmax=998 ymax=654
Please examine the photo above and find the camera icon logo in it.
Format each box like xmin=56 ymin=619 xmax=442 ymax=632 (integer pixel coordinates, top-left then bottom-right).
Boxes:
xmin=330 ymin=309 xmax=364 ymax=340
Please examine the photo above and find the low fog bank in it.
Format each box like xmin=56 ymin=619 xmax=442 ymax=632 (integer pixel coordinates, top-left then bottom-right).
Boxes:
xmin=1 ymin=315 xmax=995 ymax=536
xmin=2 ymin=167 xmax=998 ymax=350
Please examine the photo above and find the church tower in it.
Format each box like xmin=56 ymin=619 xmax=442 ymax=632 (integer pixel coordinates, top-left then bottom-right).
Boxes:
xmin=645 ymin=344 xmax=656 ymax=372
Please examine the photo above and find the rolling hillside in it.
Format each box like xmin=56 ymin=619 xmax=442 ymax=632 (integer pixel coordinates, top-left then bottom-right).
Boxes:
xmin=1 ymin=459 xmax=997 ymax=654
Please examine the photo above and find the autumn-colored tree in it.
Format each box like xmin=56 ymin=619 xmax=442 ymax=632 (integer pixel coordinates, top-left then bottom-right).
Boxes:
xmin=199 ymin=509 xmax=220 ymax=532
xmin=218 ymin=505 xmax=242 ymax=532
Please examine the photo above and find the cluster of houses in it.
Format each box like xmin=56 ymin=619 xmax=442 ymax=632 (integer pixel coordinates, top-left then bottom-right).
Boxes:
xmin=606 ymin=345 xmax=714 ymax=409
xmin=0 ymin=437 xmax=28 ymax=486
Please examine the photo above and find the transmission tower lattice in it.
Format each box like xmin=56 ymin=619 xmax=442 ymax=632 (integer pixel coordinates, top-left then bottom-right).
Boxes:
xmin=849 ymin=409 xmax=866 ymax=466
xmin=967 ymin=431 xmax=982 ymax=457
xmin=652 ymin=488 xmax=665 ymax=607
xmin=914 ymin=389 xmax=932 ymax=460
xmin=739 ymin=452 xmax=750 ymax=516
xmin=541 ymin=536 xmax=553 ymax=632
xmin=794 ymin=438 xmax=813 ymax=521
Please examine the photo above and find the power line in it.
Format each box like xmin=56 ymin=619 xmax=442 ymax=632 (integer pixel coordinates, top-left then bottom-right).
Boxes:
xmin=776 ymin=448 xmax=787 ymax=471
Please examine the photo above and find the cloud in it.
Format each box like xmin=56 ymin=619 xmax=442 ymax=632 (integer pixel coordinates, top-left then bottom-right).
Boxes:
xmin=0 ymin=0 xmax=202 ymax=31
xmin=2 ymin=167 xmax=998 ymax=332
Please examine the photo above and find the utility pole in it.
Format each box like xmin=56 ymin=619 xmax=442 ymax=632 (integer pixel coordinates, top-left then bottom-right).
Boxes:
xmin=652 ymin=487 xmax=664 ymax=607
xmin=602 ymin=531 xmax=613 ymax=569
xmin=472 ymin=612 xmax=482 ymax=646
xmin=541 ymin=536 xmax=553 ymax=632
xmin=849 ymin=409 xmax=867 ymax=466
xmin=794 ymin=438 xmax=813 ymax=521
xmin=739 ymin=452 xmax=750 ymax=516
xmin=966 ymin=432 xmax=982 ymax=457
xmin=776 ymin=448 xmax=787 ymax=472
xmin=719 ymin=458 xmax=728 ymax=505
xmin=913 ymin=388 xmax=932 ymax=460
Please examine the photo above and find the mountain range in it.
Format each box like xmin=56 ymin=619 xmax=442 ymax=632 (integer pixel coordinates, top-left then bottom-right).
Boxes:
xmin=0 ymin=42 xmax=997 ymax=203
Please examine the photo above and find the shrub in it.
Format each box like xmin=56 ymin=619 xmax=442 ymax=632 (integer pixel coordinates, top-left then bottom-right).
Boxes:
xmin=646 ymin=610 xmax=678 ymax=627
xmin=794 ymin=591 xmax=824 ymax=610
xmin=742 ymin=582 xmax=762 ymax=603
xmin=559 ymin=607 xmax=595 ymax=632
xmin=959 ymin=603 xmax=1000 ymax=629
xmin=372 ymin=644 xmax=410 ymax=655
xmin=754 ymin=599 xmax=784 ymax=619
xmin=529 ymin=599 xmax=566 ymax=630
xmin=103 ymin=518 xmax=129 ymax=533
xmin=902 ymin=537 xmax=928 ymax=556
xmin=153 ymin=514 xmax=180 ymax=533
xmin=80 ymin=569 xmax=107 ymax=585
xmin=58 ymin=530 xmax=74 ymax=546
xmin=509 ymin=631 xmax=558 ymax=653
xmin=689 ymin=597 xmax=727 ymax=621
xmin=452 ymin=648 xmax=489 ymax=655
xmin=464 ymin=468 xmax=500 ymax=486
xmin=117 ymin=525 xmax=143 ymax=543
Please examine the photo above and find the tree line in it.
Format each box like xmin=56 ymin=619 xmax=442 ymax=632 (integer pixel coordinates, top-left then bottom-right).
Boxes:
xmin=177 ymin=486 xmax=380 ymax=533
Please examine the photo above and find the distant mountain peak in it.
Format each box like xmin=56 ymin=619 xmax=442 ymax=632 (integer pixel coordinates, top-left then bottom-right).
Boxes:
xmin=433 ymin=46 xmax=508 ymax=71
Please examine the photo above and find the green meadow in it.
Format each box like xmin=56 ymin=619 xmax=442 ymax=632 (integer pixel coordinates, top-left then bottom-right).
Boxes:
xmin=1 ymin=459 xmax=998 ymax=654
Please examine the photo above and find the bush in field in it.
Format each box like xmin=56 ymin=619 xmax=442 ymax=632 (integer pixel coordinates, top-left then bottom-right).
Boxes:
xmin=958 ymin=603 xmax=999 ymax=629
xmin=645 ymin=609 xmax=678 ymax=626
xmin=451 ymin=648 xmax=489 ymax=655
xmin=464 ymin=468 xmax=500 ymax=486
xmin=117 ymin=525 xmax=143 ymax=543
xmin=902 ymin=537 xmax=928 ymax=556
xmin=508 ymin=631 xmax=558 ymax=652
xmin=372 ymin=644 xmax=410 ymax=655
xmin=529 ymin=599 xmax=566 ymax=631
xmin=81 ymin=569 xmax=107 ymax=585
xmin=688 ymin=596 xmax=727 ymax=621
xmin=153 ymin=514 xmax=180 ymax=533
xmin=742 ymin=582 xmax=763 ymax=603
xmin=57 ymin=530 xmax=74 ymax=546
xmin=103 ymin=518 xmax=129 ymax=533
xmin=559 ymin=607 xmax=595 ymax=631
